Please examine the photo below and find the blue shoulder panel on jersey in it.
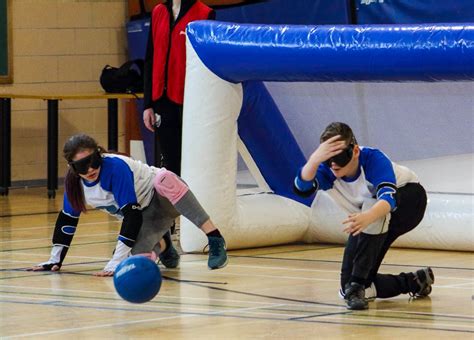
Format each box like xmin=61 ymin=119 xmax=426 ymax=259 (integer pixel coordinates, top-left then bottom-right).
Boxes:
xmin=99 ymin=157 xmax=138 ymax=209
xmin=187 ymin=21 xmax=474 ymax=82
xmin=359 ymin=147 xmax=397 ymax=210
xmin=62 ymin=192 xmax=81 ymax=218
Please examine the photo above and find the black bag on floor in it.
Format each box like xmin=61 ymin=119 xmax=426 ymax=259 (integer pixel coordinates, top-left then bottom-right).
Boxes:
xmin=100 ymin=59 xmax=144 ymax=93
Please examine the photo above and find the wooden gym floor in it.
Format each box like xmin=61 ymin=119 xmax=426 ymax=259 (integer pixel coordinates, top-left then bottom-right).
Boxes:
xmin=1 ymin=187 xmax=473 ymax=339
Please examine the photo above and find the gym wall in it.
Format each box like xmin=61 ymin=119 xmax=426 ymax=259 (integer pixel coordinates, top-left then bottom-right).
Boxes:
xmin=0 ymin=0 xmax=128 ymax=184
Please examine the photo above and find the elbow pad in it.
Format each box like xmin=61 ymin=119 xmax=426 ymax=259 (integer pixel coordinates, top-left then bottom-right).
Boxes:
xmin=52 ymin=210 xmax=79 ymax=247
xmin=118 ymin=203 xmax=143 ymax=247
xmin=293 ymin=168 xmax=318 ymax=197
xmin=376 ymin=182 xmax=399 ymax=211
xmin=49 ymin=211 xmax=79 ymax=267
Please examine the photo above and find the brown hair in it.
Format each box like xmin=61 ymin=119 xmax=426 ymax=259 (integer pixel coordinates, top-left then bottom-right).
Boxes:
xmin=63 ymin=134 xmax=104 ymax=213
xmin=320 ymin=122 xmax=358 ymax=145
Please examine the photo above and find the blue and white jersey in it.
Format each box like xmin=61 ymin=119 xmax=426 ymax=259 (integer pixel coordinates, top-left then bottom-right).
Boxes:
xmin=296 ymin=147 xmax=418 ymax=213
xmin=63 ymin=154 xmax=160 ymax=219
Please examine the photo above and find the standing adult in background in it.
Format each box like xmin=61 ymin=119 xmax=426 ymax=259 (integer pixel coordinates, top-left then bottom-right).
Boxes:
xmin=143 ymin=0 xmax=215 ymax=175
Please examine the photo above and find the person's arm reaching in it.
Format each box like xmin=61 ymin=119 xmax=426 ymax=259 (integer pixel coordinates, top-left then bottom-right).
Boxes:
xmin=95 ymin=160 xmax=144 ymax=276
xmin=28 ymin=210 xmax=79 ymax=272
xmin=96 ymin=203 xmax=143 ymax=276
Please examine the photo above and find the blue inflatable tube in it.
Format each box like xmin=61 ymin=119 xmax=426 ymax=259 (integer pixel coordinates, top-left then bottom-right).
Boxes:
xmin=238 ymin=81 xmax=313 ymax=206
xmin=187 ymin=21 xmax=474 ymax=82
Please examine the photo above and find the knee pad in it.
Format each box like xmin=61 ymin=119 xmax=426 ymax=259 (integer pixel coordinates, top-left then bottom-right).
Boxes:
xmin=154 ymin=169 xmax=189 ymax=205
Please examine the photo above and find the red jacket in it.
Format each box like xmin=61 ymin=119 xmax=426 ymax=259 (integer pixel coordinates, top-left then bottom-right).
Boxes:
xmin=147 ymin=1 xmax=213 ymax=106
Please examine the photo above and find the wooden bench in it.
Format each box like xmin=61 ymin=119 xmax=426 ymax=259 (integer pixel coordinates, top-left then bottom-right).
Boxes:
xmin=0 ymin=92 xmax=143 ymax=198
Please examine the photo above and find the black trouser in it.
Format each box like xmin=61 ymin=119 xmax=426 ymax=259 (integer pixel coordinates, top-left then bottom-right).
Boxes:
xmin=153 ymin=96 xmax=183 ymax=176
xmin=341 ymin=230 xmax=387 ymax=287
xmin=340 ymin=183 xmax=427 ymax=297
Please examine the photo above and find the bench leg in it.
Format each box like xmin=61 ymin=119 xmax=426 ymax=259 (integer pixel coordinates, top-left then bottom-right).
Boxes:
xmin=0 ymin=98 xmax=11 ymax=196
xmin=47 ymin=99 xmax=58 ymax=199
xmin=108 ymin=98 xmax=118 ymax=151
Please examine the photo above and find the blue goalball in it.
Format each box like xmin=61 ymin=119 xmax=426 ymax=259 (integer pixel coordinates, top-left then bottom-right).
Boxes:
xmin=113 ymin=255 xmax=162 ymax=303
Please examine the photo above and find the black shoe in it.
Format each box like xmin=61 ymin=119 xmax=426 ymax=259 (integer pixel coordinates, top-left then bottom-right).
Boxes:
xmin=339 ymin=282 xmax=376 ymax=301
xmin=410 ymin=267 xmax=434 ymax=298
xmin=344 ymin=282 xmax=369 ymax=310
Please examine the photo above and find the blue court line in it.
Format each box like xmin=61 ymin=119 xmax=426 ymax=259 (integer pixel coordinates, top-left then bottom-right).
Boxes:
xmin=0 ymin=289 xmax=348 ymax=316
xmin=0 ymin=289 xmax=261 ymax=310
xmin=230 ymin=245 xmax=341 ymax=255
xmin=0 ymin=206 xmax=105 ymax=219
xmin=1 ymin=260 xmax=107 ymax=272
xmin=227 ymin=254 xmax=474 ymax=272
xmin=3 ymin=268 xmax=471 ymax=325
xmin=0 ymin=210 xmax=61 ymax=218
xmin=48 ymin=271 xmax=228 ymax=285
xmin=290 ymin=311 xmax=352 ymax=320
xmin=0 ymin=261 xmax=107 ymax=273
xmin=0 ymin=266 xmax=228 ymax=286
xmin=0 ymin=298 xmax=472 ymax=334
xmin=160 ymin=273 xmax=474 ymax=323
xmin=1 ymin=288 xmax=472 ymax=324
xmin=384 ymin=311 xmax=474 ymax=321
xmin=1 ymin=265 xmax=344 ymax=307
xmin=0 ymin=240 xmax=115 ymax=253
xmin=0 ymin=261 xmax=108 ymax=280
xmin=161 ymin=275 xmax=228 ymax=285
xmin=176 ymin=246 xmax=474 ymax=272
xmin=163 ymin=274 xmax=344 ymax=308
xmin=2 ymin=234 xmax=470 ymax=272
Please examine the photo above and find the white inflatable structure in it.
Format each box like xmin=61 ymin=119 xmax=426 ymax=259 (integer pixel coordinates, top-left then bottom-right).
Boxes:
xmin=180 ymin=22 xmax=474 ymax=252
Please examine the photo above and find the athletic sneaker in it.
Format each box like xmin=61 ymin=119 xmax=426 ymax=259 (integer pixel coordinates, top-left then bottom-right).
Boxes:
xmin=158 ymin=242 xmax=181 ymax=269
xmin=410 ymin=267 xmax=434 ymax=298
xmin=344 ymin=282 xmax=369 ymax=310
xmin=339 ymin=282 xmax=377 ymax=301
xmin=207 ymin=236 xmax=228 ymax=270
